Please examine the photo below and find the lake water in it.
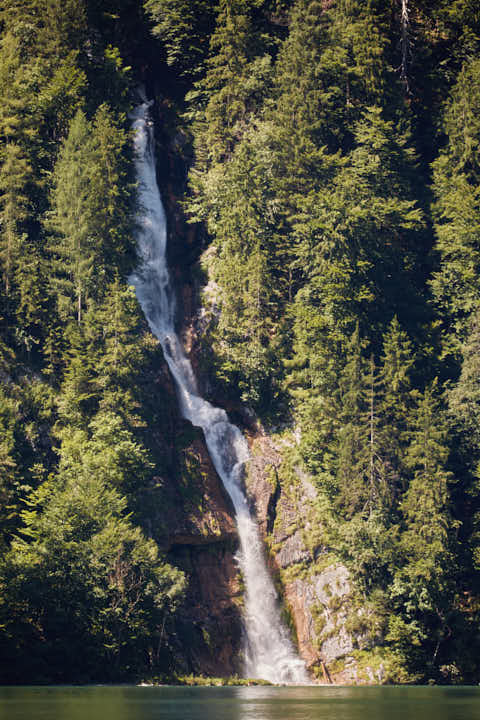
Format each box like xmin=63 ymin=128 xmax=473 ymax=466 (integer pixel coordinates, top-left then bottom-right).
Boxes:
xmin=0 ymin=685 xmax=479 ymax=720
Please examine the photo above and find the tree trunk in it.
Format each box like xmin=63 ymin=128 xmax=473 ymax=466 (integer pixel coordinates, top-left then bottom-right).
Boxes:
xmin=399 ymin=0 xmax=410 ymax=91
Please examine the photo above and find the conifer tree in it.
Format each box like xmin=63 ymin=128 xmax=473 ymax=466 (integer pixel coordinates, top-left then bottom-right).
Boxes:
xmin=449 ymin=310 xmax=480 ymax=447
xmin=0 ymin=389 xmax=20 ymax=544
xmin=389 ymin=382 xmax=456 ymax=675
xmin=56 ymin=322 xmax=97 ymax=428
xmin=448 ymin=311 xmax=480 ymax=577
xmin=0 ymin=142 xmax=30 ymax=299
xmin=49 ymin=110 xmax=96 ymax=325
xmin=335 ymin=327 xmax=371 ymax=517
xmin=84 ymin=279 xmax=147 ymax=421
xmin=190 ymin=0 xmax=262 ymax=165
xmin=201 ymin=135 xmax=277 ymax=407
xmin=379 ymin=317 xmax=416 ymax=497
xmin=334 ymin=329 xmax=392 ymax=518
xmin=89 ymin=105 xmax=135 ymax=276
xmin=402 ymin=382 xmax=452 ymax=552
xmin=49 ymin=106 xmax=133 ymax=325
xmin=431 ymin=57 xmax=480 ymax=352
xmin=144 ymin=0 xmax=218 ymax=75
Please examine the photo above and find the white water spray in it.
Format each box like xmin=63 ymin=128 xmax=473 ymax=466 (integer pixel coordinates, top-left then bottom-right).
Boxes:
xmin=130 ymin=97 xmax=309 ymax=684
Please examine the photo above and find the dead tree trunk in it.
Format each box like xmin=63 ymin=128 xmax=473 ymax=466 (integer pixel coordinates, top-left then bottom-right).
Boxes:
xmin=399 ymin=0 xmax=410 ymax=91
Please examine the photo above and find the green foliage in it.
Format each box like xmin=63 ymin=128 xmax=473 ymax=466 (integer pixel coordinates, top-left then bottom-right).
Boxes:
xmin=144 ymin=0 xmax=218 ymax=75
xmin=0 ymin=459 xmax=185 ymax=682
xmin=431 ymin=57 xmax=480 ymax=354
xmin=0 ymin=0 xmax=188 ymax=684
xmin=2 ymin=0 xmax=480 ymax=686
xmin=48 ymin=105 xmax=134 ymax=325
xmin=0 ymin=388 xmax=20 ymax=544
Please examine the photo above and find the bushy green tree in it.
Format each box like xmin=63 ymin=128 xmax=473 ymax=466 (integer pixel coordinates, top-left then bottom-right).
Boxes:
xmin=49 ymin=106 xmax=134 ymax=325
xmin=0 ymin=389 xmax=20 ymax=545
xmin=0 ymin=454 xmax=185 ymax=682
xmin=144 ymin=0 xmax=218 ymax=75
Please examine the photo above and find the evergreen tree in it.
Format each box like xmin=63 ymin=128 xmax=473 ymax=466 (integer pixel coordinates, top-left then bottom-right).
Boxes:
xmin=334 ymin=329 xmax=393 ymax=519
xmin=49 ymin=110 xmax=97 ymax=324
xmin=88 ymin=104 xmax=135 ymax=276
xmin=144 ymin=0 xmax=218 ymax=76
xmin=335 ymin=327 xmax=372 ymax=517
xmin=448 ymin=311 xmax=480 ymax=578
xmin=49 ymin=106 xmax=134 ymax=325
xmin=187 ymin=0 xmax=273 ymax=184
xmin=402 ymin=382 xmax=452 ymax=551
xmin=431 ymin=57 xmax=480 ymax=353
xmin=379 ymin=317 xmax=416 ymax=497
xmin=85 ymin=279 xmax=147 ymax=419
xmin=0 ymin=142 xmax=30 ymax=299
xmin=0 ymin=449 xmax=185 ymax=682
xmin=0 ymin=389 xmax=20 ymax=545
xmin=389 ymin=382 xmax=457 ymax=677
xmin=449 ymin=310 xmax=480 ymax=447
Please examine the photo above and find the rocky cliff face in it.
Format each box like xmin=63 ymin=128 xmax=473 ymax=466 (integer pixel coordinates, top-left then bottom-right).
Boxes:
xmin=140 ymin=371 xmax=243 ymax=675
xmin=143 ymin=356 xmax=244 ymax=676
xmin=245 ymin=431 xmax=385 ymax=684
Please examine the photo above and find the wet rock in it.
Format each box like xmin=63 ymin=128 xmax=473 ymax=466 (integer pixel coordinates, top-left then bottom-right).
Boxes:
xmin=284 ymin=564 xmax=354 ymax=666
xmin=245 ymin=434 xmax=281 ymax=536
xmin=170 ymin=542 xmax=243 ymax=676
xmin=245 ymin=431 xmax=380 ymax=683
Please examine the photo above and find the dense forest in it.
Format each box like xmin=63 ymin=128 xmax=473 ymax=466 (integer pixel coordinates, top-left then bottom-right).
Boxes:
xmin=1 ymin=0 xmax=480 ymax=685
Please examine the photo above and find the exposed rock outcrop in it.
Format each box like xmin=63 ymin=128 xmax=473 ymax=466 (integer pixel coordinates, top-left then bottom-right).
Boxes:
xmin=155 ymin=415 xmax=242 ymax=676
xmin=134 ymin=343 xmax=243 ymax=675
xmin=150 ymin=416 xmax=243 ymax=675
xmin=245 ymin=431 xmax=381 ymax=684
xmin=170 ymin=542 xmax=243 ymax=676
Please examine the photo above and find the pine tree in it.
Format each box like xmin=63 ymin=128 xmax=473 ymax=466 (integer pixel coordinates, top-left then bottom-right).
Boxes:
xmin=0 ymin=389 xmax=20 ymax=545
xmin=379 ymin=317 xmax=416 ymax=497
xmin=88 ymin=104 xmax=135 ymax=276
xmin=334 ymin=329 xmax=391 ymax=518
xmin=57 ymin=323 xmax=97 ymax=427
xmin=84 ymin=279 xmax=147 ymax=421
xmin=402 ymin=382 xmax=452 ymax=551
xmin=49 ymin=110 xmax=97 ymax=325
xmin=186 ymin=0 xmax=274 ymax=197
xmin=0 ymin=143 xmax=31 ymax=299
xmin=48 ymin=104 xmax=133 ymax=326
xmin=449 ymin=310 xmax=480 ymax=446
xmin=448 ymin=311 xmax=480 ymax=577
xmin=144 ymin=0 xmax=218 ymax=75
xmin=431 ymin=57 xmax=480 ymax=353
xmin=388 ymin=381 xmax=457 ymax=676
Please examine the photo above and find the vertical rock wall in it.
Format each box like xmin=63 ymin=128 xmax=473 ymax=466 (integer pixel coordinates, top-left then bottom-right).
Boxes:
xmin=245 ymin=432 xmax=385 ymax=684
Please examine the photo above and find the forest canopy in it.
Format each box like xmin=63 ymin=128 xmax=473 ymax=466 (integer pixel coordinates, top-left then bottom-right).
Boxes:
xmin=0 ymin=0 xmax=480 ymax=684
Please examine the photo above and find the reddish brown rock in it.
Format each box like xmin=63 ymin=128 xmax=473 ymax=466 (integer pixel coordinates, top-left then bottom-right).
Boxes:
xmin=245 ymin=432 xmax=375 ymax=684
xmin=244 ymin=432 xmax=281 ymax=536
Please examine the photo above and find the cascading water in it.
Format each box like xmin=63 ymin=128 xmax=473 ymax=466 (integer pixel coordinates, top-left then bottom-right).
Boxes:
xmin=130 ymin=96 xmax=309 ymax=684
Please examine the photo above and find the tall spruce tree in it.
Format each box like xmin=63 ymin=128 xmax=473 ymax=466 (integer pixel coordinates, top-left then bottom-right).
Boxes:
xmin=49 ymin=110 xmax=97 ymax=325
xmin=431 ymin=57 xmax=480 ymax=353
xmin=388 ymin=382 xmax=457 ymax=678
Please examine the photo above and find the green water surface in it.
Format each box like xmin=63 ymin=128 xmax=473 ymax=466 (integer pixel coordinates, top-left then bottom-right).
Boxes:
xmin=0 ymin=685 xmax=479 ymax=720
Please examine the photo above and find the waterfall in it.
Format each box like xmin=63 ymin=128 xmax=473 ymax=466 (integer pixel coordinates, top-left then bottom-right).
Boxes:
xmin=129 ymin=97 xmax=309 ymax=684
